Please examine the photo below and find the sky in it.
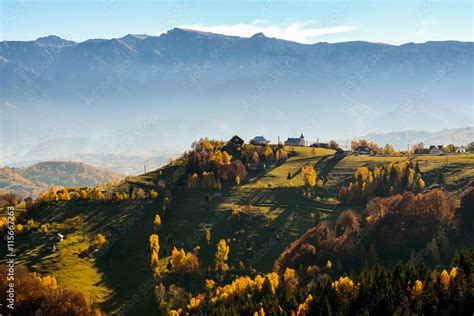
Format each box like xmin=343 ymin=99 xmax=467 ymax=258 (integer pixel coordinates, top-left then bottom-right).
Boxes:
xmin=1 ymin=0 xmax=472 ymax=44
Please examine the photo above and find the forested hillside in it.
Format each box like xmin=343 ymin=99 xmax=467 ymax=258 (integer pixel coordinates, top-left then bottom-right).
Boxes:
xmin=0 ymin=161 xmax=123 ymax=197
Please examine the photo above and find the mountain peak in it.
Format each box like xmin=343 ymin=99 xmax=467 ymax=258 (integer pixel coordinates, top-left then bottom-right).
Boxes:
xmin=163 ymin=27 xmax=241 ymax=40
xmin=251 ymin=32 xmax=267 ymax=39
xmin=122 ymin=34 xmax=150 ymax=40
xmin=36 ymin=35 xmax=76 ymax=47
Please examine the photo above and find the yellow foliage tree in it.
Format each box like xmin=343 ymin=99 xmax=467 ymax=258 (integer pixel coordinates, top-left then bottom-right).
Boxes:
xmin=91 ymin=233 xmax=107 ymax=250
xmin=266 ymin=272 xmax=279 ymax=293
xmin=48 ymin=186 xmax=58 ymax=201
xmin=440 ymin=269 xmax=450 ymax=289
xmin=154 ymin=215 xmax=161 ymax=230
xmin=297 ymin=294 xmax=313 ymax=316
xmin=59 ymin=189 xmax=71 ymax=201
xmin=449 ymin=266 xmax=458 ymax=278
xmin=215 ymin=239 xmax=230 ymax=271
xmin=418 ymin=178 xmax=426 ymax=189
xmin=283 ymin=268 xmax=299 ymax=293
xmin=205 ymin=279 xmax=216 ymax=291
xmin=384 ymin=144 xmax=395 ymax=155
xmin=91 ymin=188 xmax=105 ymax=200
xmin=80 ymin=189 xmax=88 ymax=200
xmin=412 ymin=279 xmax=423 ymax=296
xmin=332 ymin=276 xmax=355 ymax=292
xmin=252 ymin=151 xmax=260 ymax=164
xmin=203 ymin=137 xmax=214 ymax=152
xmin=222 ymin=151 xmax=232 ymax=165
xmin=326 ymin=260 xmax=332 ymax=269
xmin=302 ymin=165 xmax=317 ymax=187
xmin=171 ymin=247 xmax=200 ymax=274
xmin=149 ymin=234 xmax=160 ymax=268
xmin=264 ymin=145 xmax=274 ymax=161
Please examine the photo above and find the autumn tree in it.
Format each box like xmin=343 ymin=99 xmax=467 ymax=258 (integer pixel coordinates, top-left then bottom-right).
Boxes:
xmin=205 ymin=229 xmax=211 ymax=245
xmin=171 ymin=247 xmax=200 ymax=274
xmin=444 ymin=144 xmax=456 ymax=153
xmin=302 ymin=165 xmax=317 ymax=187
xmin=301 ymin=164 xmax=317 ymax=198
xmin=136 ymin=188 xmax=146 ymax=199
xmin=222 ymin=151 xmax=232 ymax=165
xmin=336 ymin=210 xmax=360 ymax=236
xmin=202 ymin=137 xmax=214 ymax=152
xmin=215 ymin=239 xmax=230 ymax=271
xmin=412 ymin=142 xmax=425 ymax=151
xmin=252 ymin=151 xmax=260 ymax=164
xmin=283 ymin=268 xmax=299 ymax=293
xmin=467 ymin=142 xmax=474 ymax=152
xmin=0 ymin=192 xmax=23 ymax=207
xmin=0 ymin=265 xmax=94 ymax=315
xmin=90 ymin=188 xmax=105 ymax=200
xmin=339 ymin=160 xmax=425 ymax=205
xmin=48 ymin=186 xmax=58 ymax=201
xmin=149 ymin=234 xmax=160 ymax=268
xmin=264 ymin=145 xmax=274 ymax=162
xmin=59 ymin=189 xmax=70 ymax=201
xmin=90 ymin=233 xmax=107 ymax=252
xmin=275 ymin=147 xmax=288 ymax=161
xmin=79 ymin=189 xmax=88 ymax=200
xmin=384 ymin=144 xmax=395 ymax=155
xmin=329 ymin=140 xmax=339 ymax=150
xmin=154 ymin=215 xmax=162 ymax=230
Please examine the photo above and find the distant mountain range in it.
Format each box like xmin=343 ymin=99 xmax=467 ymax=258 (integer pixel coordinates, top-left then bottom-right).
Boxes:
xmin=0 ymin=161 xmax=124 ymax=197
xmin=356 ymin=127 xmax=474 ymax=150
xmin=1 ymin=29 xmax=472 ymax=164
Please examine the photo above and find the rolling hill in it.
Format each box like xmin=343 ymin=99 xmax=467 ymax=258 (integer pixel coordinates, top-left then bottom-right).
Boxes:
xmin=4 ymin=143 xmax=473 ymax=314
xmin=0 ymin=161 xmax=124 ymax=197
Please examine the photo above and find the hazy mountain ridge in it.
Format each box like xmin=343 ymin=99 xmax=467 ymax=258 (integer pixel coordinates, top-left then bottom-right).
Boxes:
xmin=1 ymin=29 xmax=472 ymax=163
xmin=2 ymin=29 xmax=471 ymax=101
xmin=0 ymin=161 xmax=124 ymax=197
xmin=358 ymin=127 xmax=474 ymax=149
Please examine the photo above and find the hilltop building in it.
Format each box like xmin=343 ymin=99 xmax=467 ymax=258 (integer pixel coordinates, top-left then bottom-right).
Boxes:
xmin=355 ymin=145 xmax=372 ymax=155
xmin=429 ymin=145 xmax=443 ymax=155
xmin=284 ymin=134 xmax=305 ymax=146
xmin=456 ymin=146 xmax=467 ymax=153
xmin=414 ymin=148 xmax=429 ymax=155
xmin=228 ymin=135 xmax=244 ymax=147
xmin=251 ymin=136 xmax=270 ymax=146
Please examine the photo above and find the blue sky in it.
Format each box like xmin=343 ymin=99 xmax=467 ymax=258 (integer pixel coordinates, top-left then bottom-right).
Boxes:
xmin=1 ymin=0 xmax=472 ymax=44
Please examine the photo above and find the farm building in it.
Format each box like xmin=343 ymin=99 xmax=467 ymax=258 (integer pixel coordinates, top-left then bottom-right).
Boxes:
xmin=284 ymin=134 xmax=305 ymax=146
xmin=355 ymin=145 xmax=372 ymax=155
xmin=251 ymin=136 xmax=270 ymax=146
xmin=228 ymin=135 xmax=244 ymax=147
xmin=429 ymin=145 xmax=443 ymax=155
xmin=414 ymin=148 xmax=430 ymax=155
xmin=456 ymin=146 xmax=467 ymax=153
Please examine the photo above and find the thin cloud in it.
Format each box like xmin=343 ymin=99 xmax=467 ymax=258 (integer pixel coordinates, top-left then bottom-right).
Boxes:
xmin=161 ymin=20 xmax=357 ymax=44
